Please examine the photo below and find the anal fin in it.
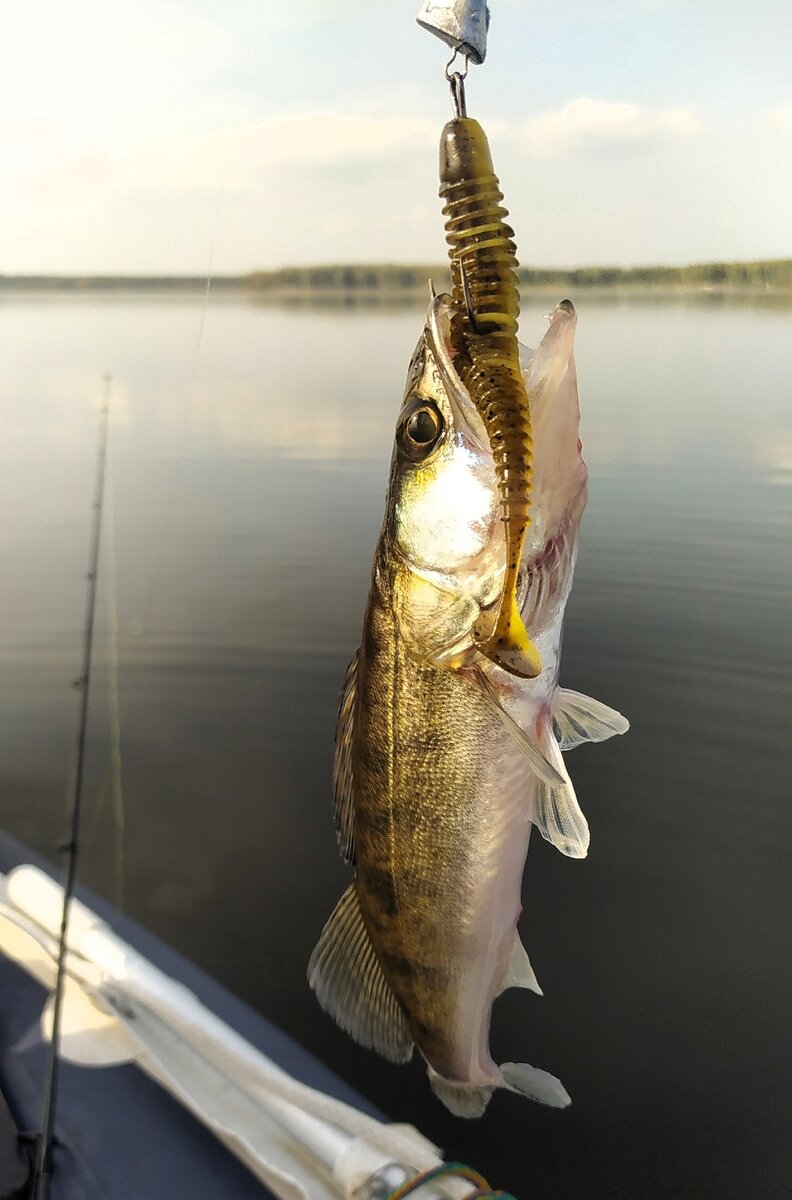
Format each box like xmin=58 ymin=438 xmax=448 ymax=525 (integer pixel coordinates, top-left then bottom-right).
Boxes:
xmin=554 ymin=687 xmax=629 ymax=751
xmin=499 ymin=933 xmax=542 ymax=996
xmin=308 ymin=883 xmax=413 ymax=1064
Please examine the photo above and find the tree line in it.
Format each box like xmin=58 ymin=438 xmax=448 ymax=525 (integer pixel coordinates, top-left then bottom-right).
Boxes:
xmin=245 ymin=260 xmax=792 ymax=291
xmin=2 ymin=260 xmax=789 ymax=292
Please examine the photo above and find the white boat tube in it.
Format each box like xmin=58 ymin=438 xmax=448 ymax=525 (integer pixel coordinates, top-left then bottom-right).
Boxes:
xmin=0 ymin=867 xmax=473 ymax=1200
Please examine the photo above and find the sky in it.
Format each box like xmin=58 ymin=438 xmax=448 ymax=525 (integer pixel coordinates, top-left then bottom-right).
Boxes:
xmin=0 ymin=0 xmax=790 ymax=273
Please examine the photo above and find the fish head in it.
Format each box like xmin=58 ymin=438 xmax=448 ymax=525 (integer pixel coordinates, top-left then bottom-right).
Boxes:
xmin=384 ymin=294 xmax=587 ymax=670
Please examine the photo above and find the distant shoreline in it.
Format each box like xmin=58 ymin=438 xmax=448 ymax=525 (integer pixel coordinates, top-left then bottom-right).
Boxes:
xmin=0 ymin=258 xmax=790 ymax=295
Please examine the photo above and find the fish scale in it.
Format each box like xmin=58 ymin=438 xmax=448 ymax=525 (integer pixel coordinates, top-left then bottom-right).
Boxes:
xmin=439 ymin=117 xmax=540 ymax=678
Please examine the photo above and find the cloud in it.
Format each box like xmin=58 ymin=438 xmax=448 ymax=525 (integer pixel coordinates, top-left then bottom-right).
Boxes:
xmin=520 ymin=97 xmax=703 ymax=156
xmin=767 ymin=102 xmax=792 ymax=134
xmin=123 ymin=111 xmax=438 ymax=194
xmin=0 ymin=114 xmax=111 ymax=205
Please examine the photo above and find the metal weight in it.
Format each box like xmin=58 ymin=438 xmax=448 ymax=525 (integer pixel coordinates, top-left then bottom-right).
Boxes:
xmin=416 ymin=0 xmax=490 ymax=65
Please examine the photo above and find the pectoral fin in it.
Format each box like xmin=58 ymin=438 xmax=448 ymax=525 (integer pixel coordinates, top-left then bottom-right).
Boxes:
xmin=307 ymin=883 xmax=413 ymax=1064
xmin=475 ymin=670 xmax=590 ymax=856
xmin=474 ymin=667 xmax=565 ymax=788
xmin=532 ymin=718 xmax=590 ymax=858
xmin=554 ymin=687 xmax=630 ymax=751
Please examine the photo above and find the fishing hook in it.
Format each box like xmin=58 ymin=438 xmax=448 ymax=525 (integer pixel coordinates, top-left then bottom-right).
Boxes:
xmin=459 ymin=258 xmax=482 ymax=334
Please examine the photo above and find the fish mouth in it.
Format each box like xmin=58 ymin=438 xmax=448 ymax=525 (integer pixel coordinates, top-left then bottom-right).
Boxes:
xmin=426 ymin=293 xmax=491 ymax=457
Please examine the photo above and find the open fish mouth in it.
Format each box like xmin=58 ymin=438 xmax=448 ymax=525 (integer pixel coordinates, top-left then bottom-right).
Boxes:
xmin=425 ymin=292 xmax=493 ymax=457
xmin=420 ymin=292 xmax=586 ymax=647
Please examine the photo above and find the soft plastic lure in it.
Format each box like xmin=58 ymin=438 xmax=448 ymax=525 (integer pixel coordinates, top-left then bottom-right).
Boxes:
xmin=439 ymin=114 xmax=542 ymax=679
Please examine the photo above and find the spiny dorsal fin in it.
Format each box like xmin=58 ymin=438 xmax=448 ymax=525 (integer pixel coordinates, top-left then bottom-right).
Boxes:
xmin=554 ymin=687 xmax=630 ymax=751
xmin=499 ymin=932 xmax=543 ymax=996
xmin=307 ymin=883 xmax=413 ymax=1064
xmin=333 ymin=652 xmax=359 ymax=864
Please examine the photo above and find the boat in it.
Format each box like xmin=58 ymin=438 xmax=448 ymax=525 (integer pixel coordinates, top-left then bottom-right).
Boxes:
xmin=0 ymin=830 xmax=487 ymax=1200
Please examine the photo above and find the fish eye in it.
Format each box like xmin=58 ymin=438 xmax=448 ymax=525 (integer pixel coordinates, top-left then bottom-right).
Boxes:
xmin=398 ymin=400 xmax=444 ymax=461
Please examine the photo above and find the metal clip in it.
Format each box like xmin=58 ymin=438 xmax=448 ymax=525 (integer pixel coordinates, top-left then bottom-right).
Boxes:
xmin=416 ymin=0 xmax=490 ymax=66
xmin=447 ymin=64 xmax=467 ymax=117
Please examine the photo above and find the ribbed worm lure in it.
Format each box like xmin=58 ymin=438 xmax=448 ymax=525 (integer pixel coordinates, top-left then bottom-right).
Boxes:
xmin=439 ymin=75 xmax=542 ymax=678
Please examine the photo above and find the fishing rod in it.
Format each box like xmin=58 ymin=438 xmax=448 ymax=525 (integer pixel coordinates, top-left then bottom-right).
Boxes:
xmin=30 ymin=375 xmax=113 ymax=1200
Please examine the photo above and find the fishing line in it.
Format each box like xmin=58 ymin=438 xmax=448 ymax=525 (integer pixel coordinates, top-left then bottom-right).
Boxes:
xmin=79 ymin=425 xmax=126 ymax=911
xmin=103 ymin=434 xmax=126 ymax=913
xmin=30 ymin=376 xmax=112 ymax=1200
xmin=139 ymin=192 xmax=220 ymax=634
xmin=140 ymin=0 xmax=253 ymax=638
xmin=141 ymin=0 xmax=266 ymax=638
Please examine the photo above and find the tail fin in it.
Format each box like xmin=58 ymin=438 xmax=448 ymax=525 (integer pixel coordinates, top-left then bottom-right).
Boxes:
xmin=427 ymin=1067 xmax=494 ymax=1118
xmin=501 ymin=1061 xmax=571 ymax=1108
xmin=427 ymin=1059 xmax=571 ymax=1118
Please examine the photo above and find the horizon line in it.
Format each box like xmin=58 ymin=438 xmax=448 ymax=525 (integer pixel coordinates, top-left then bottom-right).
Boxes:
xmin=0 ymin=256 xmax=791 ymax=282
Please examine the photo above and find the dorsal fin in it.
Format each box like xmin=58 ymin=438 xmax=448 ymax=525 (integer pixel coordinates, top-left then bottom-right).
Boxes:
xmin=333 ymin=652 xmax=358 ymax=864
xmin=308 ymin=883 xmax=414 ymax=1064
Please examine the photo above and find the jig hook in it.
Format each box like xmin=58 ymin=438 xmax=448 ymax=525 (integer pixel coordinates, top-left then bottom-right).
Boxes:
xmin=459 ymin=258 xmax=482 ymax=334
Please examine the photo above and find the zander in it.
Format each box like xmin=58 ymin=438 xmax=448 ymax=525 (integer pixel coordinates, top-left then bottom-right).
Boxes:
xmin=309 ymin=291 xmax=628 ymax=1117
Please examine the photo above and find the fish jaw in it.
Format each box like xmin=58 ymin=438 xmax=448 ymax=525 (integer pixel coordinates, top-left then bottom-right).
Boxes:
xmin=385 ymin=295 xmax=587 ymax=668
xmin=385 ymin=297 xmax=506 ymax=666
xmin=520 ymin=300 xmax=588 ymax=571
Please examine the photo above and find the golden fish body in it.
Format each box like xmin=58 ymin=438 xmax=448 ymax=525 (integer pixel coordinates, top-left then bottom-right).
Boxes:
xmin=309 ymin=296 xmax=628 ymax=1116
xmin=353 ymin=553 xmax=531 ymax=1106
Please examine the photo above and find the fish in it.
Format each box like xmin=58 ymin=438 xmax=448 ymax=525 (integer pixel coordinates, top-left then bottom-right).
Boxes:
xmin=308 ymin=292 xmax=629 ymax=1117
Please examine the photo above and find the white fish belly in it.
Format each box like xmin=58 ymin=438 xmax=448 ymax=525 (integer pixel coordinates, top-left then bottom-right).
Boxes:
xmin=440 ymin=751 xmax=535 ymax=1085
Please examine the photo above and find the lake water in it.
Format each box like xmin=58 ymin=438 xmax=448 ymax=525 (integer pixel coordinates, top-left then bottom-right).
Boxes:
xmin=0 ymin=290 xmax=790 ymax=1198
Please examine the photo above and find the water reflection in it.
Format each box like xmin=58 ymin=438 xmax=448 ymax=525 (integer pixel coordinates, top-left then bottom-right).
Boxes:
xmin=2 ymin=291 xmax=790 ymax=476
xmin=0 ymin=291 xmax=790 ymax=1198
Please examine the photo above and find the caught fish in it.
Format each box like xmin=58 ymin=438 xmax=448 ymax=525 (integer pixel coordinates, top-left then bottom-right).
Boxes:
xmin=308 ymin=289 xmax=629 ymax=1117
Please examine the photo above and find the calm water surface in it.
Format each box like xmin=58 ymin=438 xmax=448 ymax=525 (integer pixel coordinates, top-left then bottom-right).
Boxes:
xmin=0 ymin=291 xmax=790 ymax=1198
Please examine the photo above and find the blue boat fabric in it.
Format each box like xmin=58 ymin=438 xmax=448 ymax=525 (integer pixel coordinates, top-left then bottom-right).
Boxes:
xmin=0 ymin=833 xmax=382 ymax=1200
xmin=0 ymin=1092 xmax=29 ymax=1200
